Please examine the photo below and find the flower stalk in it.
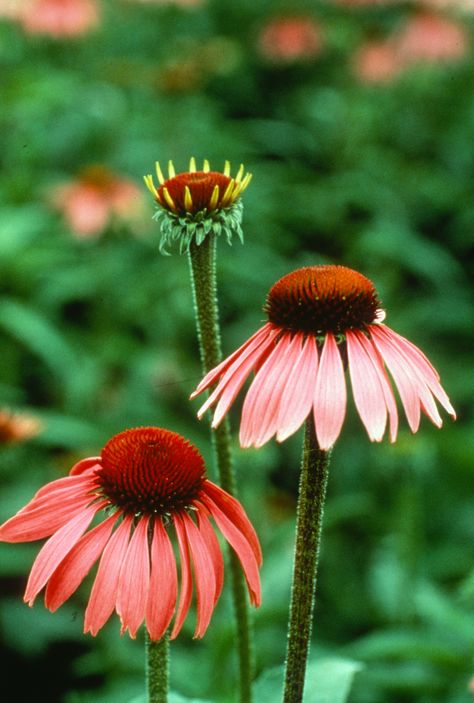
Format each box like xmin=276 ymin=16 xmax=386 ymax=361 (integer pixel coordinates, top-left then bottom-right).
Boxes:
xmin=188 ymin=235 xmax=255 ymax=703
xmin=146 ymin=632 xmax=169 ymax=703
xmin=283 ymin=420 xmax=331 ymax=703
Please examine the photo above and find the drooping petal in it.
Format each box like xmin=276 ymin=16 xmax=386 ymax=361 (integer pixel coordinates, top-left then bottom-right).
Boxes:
xmin=171 ymin=513 xmax=193 ymax=639
xmin=84 ymin=514 xmax=132 ymax=636
xmin=0 ymin=480 xmax=98 ymax=543
xmin=356 ymin=329 xmax=399 ymax=442
xmin=370 ymin=326 xmax=426 ymax=432
xmin=239 ymin=333 xmax=294 ymax=447
xmin=44 ymin=512 xmax=118 ymax=612
xmin=202 ymin=481 xmax=262 ymax=565
xmin=198 ymin=325 xmax=280 ymax=424
xmin=116 ymin=516 xmax=151 ymax=639
xmin=191 ymin=323 xmax=277 ymax=398
xmin=346 ymin=330 xmax=387 ymax=442
xmin=24 ymin=502 xmax=106 ymax=606
xmin=242 ymin=333 xmax=303 ymax=447
xmin=313 ymin=333 xmax=347 ymax=450
xmin=25 ymin=472 xmax=97 ymax=502
xmin=197 ymin=511 xmax=224 ymax=607
xmin=276 ymin=334 xmax=319 ymax=443
xmin=69 ymin=457 xmax=101 ymax=476
xmin=181 ymin=512 xmax=216 ymax=639
xmin=377 ymin=325 xmax=456 ymax=418
xmin=197 ymin=326 xmax=281 ymax=426
xmin=200 ymin=494 xmax=261 ymax=607
xmin=146 ymin=518 xmax=177 ymax=642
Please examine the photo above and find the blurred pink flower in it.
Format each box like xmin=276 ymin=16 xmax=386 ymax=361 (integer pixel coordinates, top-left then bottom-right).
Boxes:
xmin=396 ymin=11 xmax=468 ymax=64
xmin=0 ymin=427 xmax=261 ymax=640
xmin=192 ymin=265 xmax=455 ymax=451
xmin=258 ymin=15 xmax=324 ymax=64
xmin=18 ymin=0 xmax=100 ymax=38
xmin=0 ymin=409 xmax=42 ymax=444
xmin=51 ymin=166 xmax=141 ymax=238
xmin=353 ymin=40 xmax=404 ymax=83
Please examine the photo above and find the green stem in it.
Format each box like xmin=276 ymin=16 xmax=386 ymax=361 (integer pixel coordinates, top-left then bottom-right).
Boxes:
xmin=283 ymin=420 xmax=331 ymax=703
xmin=188 ymin=236 xmax=254 ymax=703
xmin=146 ymin=632 xmax=169 ymax=703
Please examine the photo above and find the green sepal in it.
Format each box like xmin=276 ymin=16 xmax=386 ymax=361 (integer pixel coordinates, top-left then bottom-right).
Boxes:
xmin=152 ymin=200 xmax=244 ymax=254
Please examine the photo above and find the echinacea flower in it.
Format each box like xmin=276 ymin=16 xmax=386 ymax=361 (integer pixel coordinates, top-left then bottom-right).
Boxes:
xmin=257 ymin=15 xmax=324 ymax=64
xmin=0 ymin=427 xmax=261 ymax=640
xmin=18 ymin=0 xmax=99 ymax=38
xmin=0 ymin=408 xmax=42 ymax=444
xmin=144 ymin=158 xmax=252 ymax=253
xmin=51 ymin=166 xmax=142 ymax=238
xmin=192 ymin=265 xmax=455 ymax=450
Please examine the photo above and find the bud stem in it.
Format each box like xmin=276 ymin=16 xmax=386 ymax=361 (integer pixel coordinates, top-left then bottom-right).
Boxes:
xmin=283 ymin=420 xmax=331 ymax=703
xmin=188 ymin=236 xmax=255 ymax=703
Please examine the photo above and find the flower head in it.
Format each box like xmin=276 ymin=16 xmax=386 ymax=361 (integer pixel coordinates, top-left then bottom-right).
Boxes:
xmin=0 ymin=408 xmax=42 ymax=444
xmin=192 ymin=265 xmax=455 ymax=451
xmin=144 ymin=158 xmax=252 ymax=253
xmin=258 ymin=15 xmax=324 ymax=64
xmin=0 ymin=427 xmax=261 ymax=640
xmin=51 ymin=166 xmax=142 ymax=238
xmin=18 ymin=0 xmax=100 ymax=38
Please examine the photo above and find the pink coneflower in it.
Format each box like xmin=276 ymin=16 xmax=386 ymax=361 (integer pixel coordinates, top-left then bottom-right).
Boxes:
xmin=18 ymin=0 xmax=100 ymax=38
xmin=0 ymin=427 xmax=261 ymax=640
xmin=192 ymin=265 xmax=455 ymax=451
xmin=0 ymin=408 xmax=42 ymax=444
xmin=353 ymin=39 xmax=403 ymax=83
xmin=396 ymin=11 xmax=468 ymax=65
xmin=257 ymin=15 xmax=324 ymax=64
xmin=51 ymin=166 xmax=141 ymax=238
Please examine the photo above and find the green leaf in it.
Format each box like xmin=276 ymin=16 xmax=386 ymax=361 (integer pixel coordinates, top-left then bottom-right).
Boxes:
xmin=254 ymin=657 xmax=363 ymax=703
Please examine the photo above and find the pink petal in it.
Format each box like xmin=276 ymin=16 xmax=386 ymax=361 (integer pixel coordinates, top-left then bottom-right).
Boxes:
xmin=197 ymin=326 xmax=280 ymax=425
xmin=44 ymin=512 xmax=117 ymax=612
xmin=197 ymin=511 xmax=224 ymax=607
xmin=24 ymin=501 xmax=106 ymax=606
xmin=313 ymin=333 xmax=347 ymax=450
xmin=146 ymin=518 xmax=177 ymax=642
xmin=377 ymin=325 xmax=456 ymax=419
xmin=69 ymin=457 xmax=101 ymax=476
xmin=191 ymin=323 xmax=277 ymax=397
xmin=200 ymin=494 xmax=261 ymax=607
xmin=276 ymin=334 xmax=319 ymax=442
xmin=171 ymin=514 xmax=193 ymax=640
xmin=116 ymin=516 xmax=151 ymax=639
xmin=0 ymin=479 xmax=98 ymax=543
xmin=202 ymin=482 xmax=262 ymax=566
xmin=84 ymin=514 xmax=132 ymax=636
xmin=356 ymin=330 xmax=399 ymax=442
xmin=239 ymin=333 xmax=294 ymax=448
xmin=181 ymin=512 xmax=216 ymax=639
xmin=369 ymin=326 xmax=422 ymax=432
xmin=346 ymin=330 xmax=387 ymax=442
xmin=28 ymin=472 xmax=97 ymax=501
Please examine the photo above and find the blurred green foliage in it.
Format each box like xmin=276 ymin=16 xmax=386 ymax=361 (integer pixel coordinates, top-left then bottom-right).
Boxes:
xmin=0 ymin=1 xmax=473 ymax=702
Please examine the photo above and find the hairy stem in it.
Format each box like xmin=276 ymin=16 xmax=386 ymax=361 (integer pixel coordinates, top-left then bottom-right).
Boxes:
xmin=283 ymin=420 xmax=331 ymax=703
xmin=188 ymin=236 xmax=254 ymax=703
xmin=146 ymin=632 xmax=169 ymax=703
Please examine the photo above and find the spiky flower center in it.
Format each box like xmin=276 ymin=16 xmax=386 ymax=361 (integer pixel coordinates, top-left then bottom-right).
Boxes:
xmin=159 ymin=171 xmax=232 ymax=215
xmin=265 ymin=265 xmax=381 ymax=335
xmin=98 ymin=427 xmax=206 ymax=516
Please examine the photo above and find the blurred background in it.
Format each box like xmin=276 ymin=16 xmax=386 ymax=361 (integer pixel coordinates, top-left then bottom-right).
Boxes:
xmin=0 ymin=0 xmax=473 ymax=701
